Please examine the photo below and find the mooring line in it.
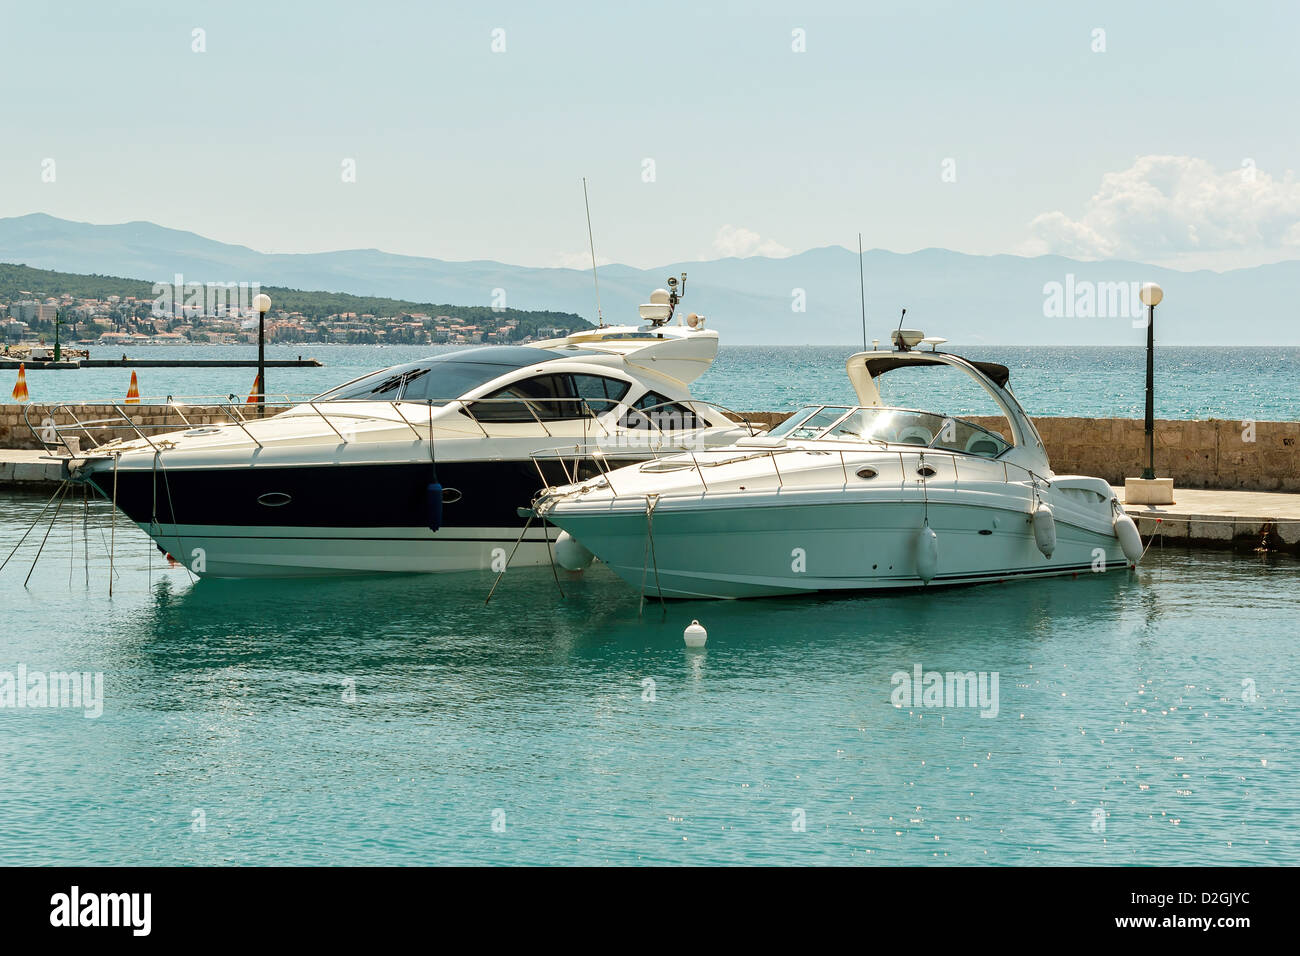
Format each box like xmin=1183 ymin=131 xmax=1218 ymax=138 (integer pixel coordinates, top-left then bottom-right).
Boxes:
xmin=25 ymin=482 xmax=71 ymax=588
xmin=109 ymin=454 xmax=119 ymax=598
xmin=639 ymin=494 xmax=665 ymax=617
xmin=157 ymin=451 xmax=197 ymax=583
xmin=1 ymin=479 xmax=68 ymax=574
xmin=68 ymin=483 xmax=75 ymax=587
xmin=82 ymin=483 xmax=89 ymax=587
xmin=485 ymin=514 xmax=535 ymax=605
xmin=542 ymin=514 xmax=566 ymax=600
xmin=148 ymin=451 xmax=157 ymax=589
xmin=647 ymin=495 xmax=665 ymax=614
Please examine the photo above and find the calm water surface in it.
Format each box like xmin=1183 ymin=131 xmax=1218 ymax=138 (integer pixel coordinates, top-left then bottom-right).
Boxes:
xmin=12 ymin=344 xmax=1300 ymax=421
xmin=0 ymin=491 xmax=1294 ymax=865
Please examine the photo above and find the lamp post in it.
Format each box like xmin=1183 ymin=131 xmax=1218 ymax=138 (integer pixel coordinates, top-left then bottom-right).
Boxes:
xmin=1139 ymin=282 xmax=1163 ymax=481
xmin=252 ymin=293 xmax=271 ymax=409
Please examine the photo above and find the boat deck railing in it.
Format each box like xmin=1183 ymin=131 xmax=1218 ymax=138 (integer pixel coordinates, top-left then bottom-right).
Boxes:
xmin=529 ymin=440 xmax=1055 ymax=507
xmin=23 ymin=394 xmax=765 ymax=459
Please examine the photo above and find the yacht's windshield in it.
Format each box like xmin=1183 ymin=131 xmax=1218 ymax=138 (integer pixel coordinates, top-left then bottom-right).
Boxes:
xmin=768 ymin=406 xmax=851 ymax=439
xmin=314 ymin=347 xmax=592 ymax=402
xmin=769 ymin=405 xmax=1011 ymax=458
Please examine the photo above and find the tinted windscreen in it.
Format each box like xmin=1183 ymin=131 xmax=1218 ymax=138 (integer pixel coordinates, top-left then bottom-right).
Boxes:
xmin=314 ymin=348 xmax=576 ymax=402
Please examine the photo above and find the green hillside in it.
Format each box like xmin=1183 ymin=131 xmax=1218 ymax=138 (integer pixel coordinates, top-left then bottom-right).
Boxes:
xmin=0 ymin=262 xmax=593 ymax=337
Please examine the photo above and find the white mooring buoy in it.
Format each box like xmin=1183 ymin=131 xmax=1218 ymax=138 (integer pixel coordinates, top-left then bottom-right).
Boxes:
xmin=684 ymin=620 xmax=707 ymax=647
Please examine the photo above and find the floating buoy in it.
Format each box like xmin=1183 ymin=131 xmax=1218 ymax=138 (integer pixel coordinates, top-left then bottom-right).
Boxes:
xmin=1114 ymin=513 xmax=1143 ymax=565
xmin=11 ymin=363 xmax=28 ymax=401
xmin=915 ymin=521 xmax=938 ymax=583
xmin=1032 ymin=501 xmax=1056 ymax=558
xmin=245 ymin=373 xmax=261 ymax=405
xmin=684 ymin=620 xmax=707 ymax=647
xmin=124 ymin=370 xmax=140 ymax=404
xmin=554 ymin=531 xmax=594 ymax=571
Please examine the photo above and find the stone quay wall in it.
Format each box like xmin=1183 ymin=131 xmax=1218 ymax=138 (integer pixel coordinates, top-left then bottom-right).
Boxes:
xmin=737 ymin=412 xmax=1300 ymax=493
xmin=1 ymin=404 xmax=1297 ymax=492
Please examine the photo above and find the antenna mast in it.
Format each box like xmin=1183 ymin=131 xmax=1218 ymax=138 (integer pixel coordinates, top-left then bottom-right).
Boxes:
xmin=582 ymin=177 xmax=604 ymax=328
xmin=857 ymin=233 xmax=867 ymax=352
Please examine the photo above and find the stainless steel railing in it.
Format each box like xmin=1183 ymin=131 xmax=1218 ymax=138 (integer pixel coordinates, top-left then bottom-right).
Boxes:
xmin=22 ymin=394 xmax=766 ymax=459
xmin=529 ymin=440 xmax=1054 ymax=505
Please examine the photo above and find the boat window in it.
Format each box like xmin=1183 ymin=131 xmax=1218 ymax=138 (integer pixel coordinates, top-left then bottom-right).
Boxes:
xmin=766 ymin=407 xmax=821 ymax=438
xmin=783 ymin=406 xmax=850 ymax=440
xmin=320 ymin=365 xmax=428 ymax=401
xmin=928 ymin=417 xmax=1011 ymax=458
xmin=825 ymin=408 xmax=890 ymax=441
xmin=470 ymin=373 xmax=584 ymax=422
xmin=315 ymin=347 xmax=579 ymax=403
xmin=571 ymin=374 xmax=631 ymax=416
xmin=620 ymin=390 xmax=699 ymax=431
xmin=784 ymin=406 xmax=1011 ymax=457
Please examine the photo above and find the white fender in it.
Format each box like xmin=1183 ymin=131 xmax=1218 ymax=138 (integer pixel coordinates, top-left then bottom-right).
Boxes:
xmin=1113 ymin=513 xmax=1143 ymax=565
xmin=1032 ymin=502 xmax=1056 ymax=558
xmin=916 ymin=521 xmax=939 ymax=583
xmin=554 ymin=531 xmax=594 ymax=571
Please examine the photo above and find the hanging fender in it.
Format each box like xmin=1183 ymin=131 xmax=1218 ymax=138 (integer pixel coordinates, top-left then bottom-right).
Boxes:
xmin=915 ymin=521 xmax=939 ymax=583
xmin=555 ymin=531 xmax=594 ymax=571
xmin=1032 ymin=501 xmax=1056 ymax=558
xmin=1113 ymin=512 xmax=1143 ymax=564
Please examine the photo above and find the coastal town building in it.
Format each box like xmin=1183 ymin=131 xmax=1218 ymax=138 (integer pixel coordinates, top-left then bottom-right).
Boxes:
xmin=3 ymin=290 xmax=579 ymax=348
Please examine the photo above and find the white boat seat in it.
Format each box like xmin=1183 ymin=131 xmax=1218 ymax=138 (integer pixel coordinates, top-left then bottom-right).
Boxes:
xmin=895 ymin=426 xmax=933 ymax=446
xmin=965 ymin=433 xmax=1002 ymax=457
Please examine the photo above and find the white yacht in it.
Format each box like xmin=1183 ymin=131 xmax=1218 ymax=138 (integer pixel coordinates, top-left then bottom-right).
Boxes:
xmin=532 ymin=330 xmax=1145 ymax=599
xmin=61 ymin=280 xmax=758 ymax=578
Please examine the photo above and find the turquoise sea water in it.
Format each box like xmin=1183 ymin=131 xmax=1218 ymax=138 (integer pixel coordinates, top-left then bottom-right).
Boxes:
xmin=0 ymin=491 xmax=1295 ymax=865
xmin=9 ymin=344 xmax=1299 ymax=421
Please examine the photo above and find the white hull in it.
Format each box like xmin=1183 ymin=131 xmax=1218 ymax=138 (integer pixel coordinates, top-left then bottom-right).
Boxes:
xmin=143 ymin=523 xmax=561 ymax=578
xmin=534 ymin=344 xmax=1140 ymax=601
xmin=546 ymin=495 xmax=1130 ymax=599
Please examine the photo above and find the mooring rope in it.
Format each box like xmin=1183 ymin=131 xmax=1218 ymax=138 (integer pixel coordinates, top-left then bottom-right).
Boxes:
xmin=0 ymin=478 xmax=67 ymax=573
xmin=638 ymin=494 xmax=665 ymax=617
xmin=25 ymin=482 xmax=70 ymax=589
xmin=156 ymin=450 xmax=197 ymax=584
xmin=82 ymin=482 xmax=89 ymax=587
xmin=1129 ymin=514 xmax=1300 ymax=525
xmin=542 ymin=514 xmax=566 ymax=599
xmin=109 ymin=453 xmax=119 ymax=597
xmin=485 ymin=514 xmax=534 ymax=606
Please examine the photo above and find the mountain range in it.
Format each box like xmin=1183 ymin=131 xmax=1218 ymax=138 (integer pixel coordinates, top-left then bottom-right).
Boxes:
xmin=1 ymin=213 xmax=1294 ymax=346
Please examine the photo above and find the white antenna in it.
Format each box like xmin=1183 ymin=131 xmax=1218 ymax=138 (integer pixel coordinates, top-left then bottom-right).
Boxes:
xmin=858 ymin=233 xmax=867 ymax=352
xmin=582 ymin=177 xmax=604 ymax=328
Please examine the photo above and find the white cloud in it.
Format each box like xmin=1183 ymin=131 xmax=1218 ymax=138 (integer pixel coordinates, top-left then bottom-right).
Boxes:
xmin=553 ymin=250 xmax=612 ymax=270
xmin=1023 ymin=155 xmax=1300 ymax=261
xmin=711 ymin=224 xmax=792 ymax=259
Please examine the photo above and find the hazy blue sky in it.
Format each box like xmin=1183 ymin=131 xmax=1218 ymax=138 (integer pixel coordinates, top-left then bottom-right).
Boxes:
xmin=4 ymin=0 xmax=1298 ymax=270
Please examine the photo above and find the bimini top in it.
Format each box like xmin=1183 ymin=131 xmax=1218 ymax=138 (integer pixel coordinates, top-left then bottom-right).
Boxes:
xmin=858 ymin=353 xmax=1011 ymax=390
xmin=845 ymin=346 xmax=1047 ymax=471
